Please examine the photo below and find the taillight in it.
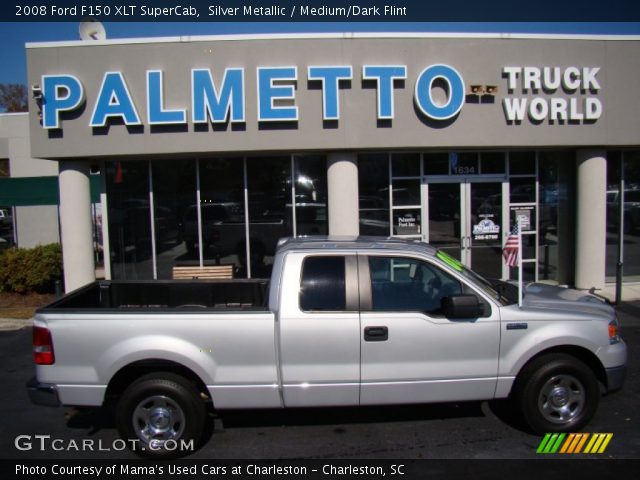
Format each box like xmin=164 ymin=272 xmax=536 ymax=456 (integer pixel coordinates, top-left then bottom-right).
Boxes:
xmin=33 ymin=326 xmax=55 ymax=365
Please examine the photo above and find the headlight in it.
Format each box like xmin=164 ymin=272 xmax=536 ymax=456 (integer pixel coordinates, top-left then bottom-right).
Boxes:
xmin=609 ymin=319 xmax=621 ymax=344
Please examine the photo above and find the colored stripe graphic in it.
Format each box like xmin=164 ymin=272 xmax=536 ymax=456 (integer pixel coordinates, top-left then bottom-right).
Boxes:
xmin=537 ymin=433 xmax=613 ymax=454
xmin=584 ymin=433 xmax=614 ymax=454
xmin=537 ymin=433 xmax=565 ymax=453
xmin=562 ymin=433 xmax=589 ymax=453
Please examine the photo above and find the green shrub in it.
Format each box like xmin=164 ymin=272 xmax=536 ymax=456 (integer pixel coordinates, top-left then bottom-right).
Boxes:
xmin=0 ymin=243 xmax=62 ymax=294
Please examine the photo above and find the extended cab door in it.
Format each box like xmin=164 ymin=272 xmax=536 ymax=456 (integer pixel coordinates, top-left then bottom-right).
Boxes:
xmin=359 ymin=254 xmax=500 ymax=405
xmin=278 ymin=252 xmax=361 ymax=407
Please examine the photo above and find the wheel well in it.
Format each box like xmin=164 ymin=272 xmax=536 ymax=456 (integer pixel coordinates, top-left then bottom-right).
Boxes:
xmin=513 ymin=346 xmax=608 ymax=394
xmin=105 ymin=360 xmax=212 ymax=408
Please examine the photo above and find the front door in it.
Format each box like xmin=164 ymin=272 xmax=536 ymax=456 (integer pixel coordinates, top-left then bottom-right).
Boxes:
xmin=425 ymin=178 xmax=506 ymax=279
xmin=359 ymin=254 xmax=501 ymax=405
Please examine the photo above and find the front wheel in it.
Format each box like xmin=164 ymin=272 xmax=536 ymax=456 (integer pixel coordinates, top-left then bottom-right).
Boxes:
xmin=116 ymin=373 xmax=206 ymax=458
xmin=515 ymin=353 xmax=600 ymax=434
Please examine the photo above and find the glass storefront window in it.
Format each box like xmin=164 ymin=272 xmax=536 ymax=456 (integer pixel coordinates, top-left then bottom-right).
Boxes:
xmin=606 ymin=152 xmax=622 ymax=279
xmin=510 ymin=262 xmax=536 ymax=282
xmin=521 ymin=233 xmax=536 ymax=260
xmin=102 ymin=149 xmax=601 ymax=287
xmin=294 ymin=155 xmax=328 ymax=236
xmin=538 ymin=155 xmax=559 ymax=281
xmin=247 ymin=156 xmax=292 ymax=278
xmin=510 ymin=177 xmax=536 ymax=204
xmin=509 ymin=151 xmax=536 ymax=175
xmin=392 ymin=153 xmax=420 ymax=177
xmin=623 ymin=152 xmax=640 ymax=279
xmin=198 ymin=158 xmax=246 ymax=276
xmin=107 ymin=155 xmax=327 ymax=281
xmin=451 ymin=152 xmax=478 ymax=176
xmin=392 ymin=179 xmax=421 ymax=206
xmin=537 ymin=151 xmax=575 ymax=283
xmin=359 ymin=154 xmax=391 ymax=236
xmin=423 ymin=153 xmax=449 ymax=176
xmin=481 ymin=152 xmax=506 ymax=175
xmin=606 ymin=151 xmax=640 ymax=281
xmin=152 ymin=160 xmax=197 ymax=279
xmin=106 ymin=160 xmax=153 ymax=280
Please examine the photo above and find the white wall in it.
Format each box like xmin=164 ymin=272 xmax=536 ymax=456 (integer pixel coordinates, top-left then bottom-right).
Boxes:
xmin=0 ymin=113 xmax=60 ymax=247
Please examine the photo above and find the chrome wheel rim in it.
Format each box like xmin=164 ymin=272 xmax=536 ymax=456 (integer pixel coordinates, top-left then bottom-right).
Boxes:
xmin=132 ymin=395 xmax=185 ymax=446
xmin=538 ymin=374 xmax=585 ymax=425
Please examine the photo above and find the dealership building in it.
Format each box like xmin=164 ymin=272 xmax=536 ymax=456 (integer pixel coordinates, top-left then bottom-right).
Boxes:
xmin=18 ymin=32 xmax=640 ymax=292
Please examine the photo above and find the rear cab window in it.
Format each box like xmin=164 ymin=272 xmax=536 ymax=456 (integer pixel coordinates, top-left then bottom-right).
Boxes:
xmin=299 ymin=256 xmax=346 ymax=312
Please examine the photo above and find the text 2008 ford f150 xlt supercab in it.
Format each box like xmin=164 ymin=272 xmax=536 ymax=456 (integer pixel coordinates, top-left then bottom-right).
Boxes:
xmin=28 ymin=237 xmax=626 ymax=457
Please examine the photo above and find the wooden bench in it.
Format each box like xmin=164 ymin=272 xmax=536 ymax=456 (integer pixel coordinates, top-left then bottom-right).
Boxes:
xmin=172 ymin=264 xmax=234 ymax=280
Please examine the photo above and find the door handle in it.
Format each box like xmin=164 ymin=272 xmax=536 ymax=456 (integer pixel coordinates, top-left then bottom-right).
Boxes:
xmin=364 ymin=326 xmax=389 ymax=342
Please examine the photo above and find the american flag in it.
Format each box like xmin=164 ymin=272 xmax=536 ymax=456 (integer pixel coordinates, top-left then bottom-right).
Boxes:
xmin=503 ymin=223 xmax=520 ymax=267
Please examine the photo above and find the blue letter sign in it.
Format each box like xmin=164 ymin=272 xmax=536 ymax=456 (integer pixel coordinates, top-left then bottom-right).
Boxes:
xmin=362 ymin=65 xmax=407 ymax=119
xmin=41 ymin=75 xmax=84 ymax=129
xmin=307 ymin=66 xmax=353 ymax=120
xmin=257 ymin=67 xmax=298 ymax=122
xmin=414 ymin=64 xmax=465 ymax=121
xmin=147 ymin=70 xmax=187 ymax=125
xmin=90 ymin=72 xmax=141 ymax=127
xmin=192 ymin=68 xmax=245 ymax=123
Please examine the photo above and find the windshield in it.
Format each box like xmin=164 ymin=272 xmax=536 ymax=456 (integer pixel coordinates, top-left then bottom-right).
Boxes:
xmin=435 ymin=250 xmax=514 ymax=305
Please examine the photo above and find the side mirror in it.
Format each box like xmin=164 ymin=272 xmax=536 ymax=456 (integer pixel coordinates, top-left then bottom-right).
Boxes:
xmin=442 ymin=294 xmax=483 ymax=319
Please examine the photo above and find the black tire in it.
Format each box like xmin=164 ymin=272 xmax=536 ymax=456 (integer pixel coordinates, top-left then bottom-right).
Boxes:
xmin=116 ymin=373 xmax=206 ymax=458
xmin=514 ymin=353 xmax=600 ymax=434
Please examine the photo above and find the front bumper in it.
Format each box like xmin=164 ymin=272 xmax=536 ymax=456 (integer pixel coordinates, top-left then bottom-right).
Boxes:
xmin=27 ymin=377 xmax=61 ymax=407
xmin=605 ymin=365 xmax=627 ymax=392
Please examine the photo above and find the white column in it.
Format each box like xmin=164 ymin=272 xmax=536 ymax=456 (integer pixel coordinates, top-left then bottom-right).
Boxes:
xmin=59 ymin=161 xmax=96 ymax=292
xmin=327 ymin=153 xmax=359 ymax=237
xmin=575 ymin=150 xmax=607 ymax=290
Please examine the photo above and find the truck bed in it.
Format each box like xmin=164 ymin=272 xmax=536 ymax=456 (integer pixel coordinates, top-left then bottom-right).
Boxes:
xmin=38 ymin=279 xmax=270 ymax=312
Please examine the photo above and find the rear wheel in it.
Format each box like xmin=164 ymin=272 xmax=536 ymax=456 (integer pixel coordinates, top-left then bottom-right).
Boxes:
xmin=515 ymin=353 xmax=600 ymax=434
xmin=116 ymin=373 xmax=206 ymax=458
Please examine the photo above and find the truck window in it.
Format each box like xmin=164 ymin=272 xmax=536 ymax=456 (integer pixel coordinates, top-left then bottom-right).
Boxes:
xmin=368 ymin=256 xmax=462 ymax=314
xmin=300 ymin=256 xmax=346 ymax=312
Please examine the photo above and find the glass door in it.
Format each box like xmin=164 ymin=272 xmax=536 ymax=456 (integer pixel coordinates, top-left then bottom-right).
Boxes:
xmin=426 ymin=182 xmax=462 ymax=260
xmin=467 ymin=181 xmax=504 ymax=279
xmin=425 ymin=178 xmax=507 ymax=279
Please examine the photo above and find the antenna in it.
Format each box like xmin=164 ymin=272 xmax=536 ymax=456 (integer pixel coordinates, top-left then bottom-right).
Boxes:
xmin=79 ymin=18 xmax=107 ymax=41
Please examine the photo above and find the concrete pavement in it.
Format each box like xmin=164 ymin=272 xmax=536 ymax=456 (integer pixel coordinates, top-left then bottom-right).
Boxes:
xmin=599 ymin=282 xmax=640 ymax=303
xmin=600 ymin=283 xmax=640 ymax=326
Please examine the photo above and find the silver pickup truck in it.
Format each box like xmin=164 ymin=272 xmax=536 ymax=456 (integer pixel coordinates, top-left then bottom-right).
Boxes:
xmin=28 ymin=237 xmax=626 ymax=457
